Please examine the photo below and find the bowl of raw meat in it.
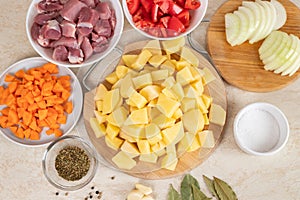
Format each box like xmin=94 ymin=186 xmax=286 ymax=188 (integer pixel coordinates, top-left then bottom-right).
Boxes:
xmin=122 ymin=0 xmax=207 ymax=40
xmin=26 ymin=0 xmax=124 ymax=67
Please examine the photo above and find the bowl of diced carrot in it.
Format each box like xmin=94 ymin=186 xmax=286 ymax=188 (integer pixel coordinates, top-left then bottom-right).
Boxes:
xmin=0 ymin=57 xmax=83 ymax=146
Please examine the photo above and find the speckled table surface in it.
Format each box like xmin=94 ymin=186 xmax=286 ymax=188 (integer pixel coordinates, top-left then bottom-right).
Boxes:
xmin=0 ymin=0 xmax=299 ymax=200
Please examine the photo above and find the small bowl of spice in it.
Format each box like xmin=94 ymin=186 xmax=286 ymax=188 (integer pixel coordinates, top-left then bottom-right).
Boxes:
xmin=234 ymin=102 xmax=289 ymax=156
xmin=42 ymin=135 xmax=98 ymax=190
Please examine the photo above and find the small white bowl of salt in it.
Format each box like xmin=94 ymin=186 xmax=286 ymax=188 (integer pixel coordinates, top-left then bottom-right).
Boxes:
xmin=234 ymin=102 xmax=289 ymax=156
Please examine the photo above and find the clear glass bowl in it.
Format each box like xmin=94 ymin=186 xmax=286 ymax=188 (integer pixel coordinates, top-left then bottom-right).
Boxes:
xmin=42 ymin=135 xmax=98 ymax=191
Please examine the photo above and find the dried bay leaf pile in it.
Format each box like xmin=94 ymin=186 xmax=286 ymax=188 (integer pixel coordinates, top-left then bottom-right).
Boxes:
xmin=168 ymin=174 xmax=238 ymax=200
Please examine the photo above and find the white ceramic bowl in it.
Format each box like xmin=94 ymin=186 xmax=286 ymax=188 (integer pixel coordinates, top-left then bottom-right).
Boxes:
xmin=234 ymin=102 xmax=289 ymax=156
xmin=26 ymin=0 xmax=124 ymax=68
xmin=122 ymin=0 xmax=208 ymax=40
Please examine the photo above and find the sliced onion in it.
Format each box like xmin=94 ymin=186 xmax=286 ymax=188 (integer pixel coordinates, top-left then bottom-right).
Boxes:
xmin=270 ymin=0 xmax=287 ymax=30
xmin=259 ymin=31 xmax=285 ymax=60
xmin=232 ymin=10 xmax=250 ymax=45
xmin=225 ymin=13 xmax=241 ymax=46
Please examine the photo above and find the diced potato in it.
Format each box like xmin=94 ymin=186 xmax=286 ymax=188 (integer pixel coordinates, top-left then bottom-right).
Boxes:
xmin=131 ymin=50 xmax=152 ymax=71
xmin=120 ymin=74 xmax=134 ymax=98
xmin=152 ymin=114 xmax=176 ymax=129
xmin=139 ymin=85 xmax=161 ymax=101
xmin=132 ymin=73 xmax=152 ymax=90
xmin=128 ymin=90 xmax=148 ymax=109
xmin=180 ymin=46 xmax=199 ymax=67
xmin=195 ymin=96 xmax=208 ymax=114
xmin=122 ymin=125 xmax=145 ymax=139
xmin=162 ymin=76 xmax=176 ymax=88
xmin=161 ymin=60 xmax=176 ymax=75
xmin=112 ymin=151 xmax=136 ymax=170
xmin=149 ymin=55 xmax=167 ymax=68
xmin=127 ymin=189 xmax=144 ymax=200
xmin=182 ymin=109 xmax=205 ymax=134
xmin=171 ymin=82 xmax=184 ymax=101
xmin=95 ymin=100 xmax=103 ymax=112
xmin=176 ymin=67 xmax=195 ymax=86
xmin=183 ymin=85 xmax=197 ymax=98
xmin=147 ymin=99 xmax=158 ymax=108
xmin=94 ymin=84 xmax=107 ymax=101
xmin=116 ymin=65 xmax=132 ymax=79
xmin=135 ymin=183 xmax=153 ymax=195
xmin=172 ymin=60 xmax=191 ymax=71
xmin=177 ymin=132 xmax=195 ymax=153
xmin=105 ymin=135 xmax=124 ymax=151
xmin=166 ymin=144 xmax=176 ymax=154
xmin=137 ymin=139 xmax=151 ymax=154
xmin=202 ymin=94 xmax=213 ymax=109
xmin=202 ymin=67 xmax=216 ymax=84
xmin=90 ymin=117 xmax=106 ymax=138
xmin=111 ymin=79 xmax=122 ymax=89
xmin=161 ymin=152 xmax=178 ymax=171
xmin=151 ymin=69 xmax=169 ymax=82
xmin=187 ymin=134 xmax=201 ymax=152
xmin=188 ymin=66 xmax=203 ymax=81
xmin=153 ymin=145 xmax=166 ymax=156
xmin=161 ymin=121 xmax=183 ymax=145
xmin=119 ymin=131 xmax=137 ymax=143
xmin=162 ymin=88 xmax=177 ymax=100
xmin=139 ymin=153 xmax=158 ymax=163
xmin=191 ymin=80 xmax=204 ymax=95
xmin=156 ymin=93 xmax=180 ymax=118
xmin=106 ymin=123 xmax=120 ymax=139
xmin=122 ymin=54 xmax=138 ymax=68
xmin=124 ymin=107 xmax=149 ymax=125
xmin=209 ymin=104 xmax=226 ymax=126
xmin=143 ymin=40 xmax=162 ymax=55
xmin=121 ymin=141 xmax=140 ymax=158
xmin=105 ymin=71 xmax=119 ymax=85
xmin=102 ymin=88 xmax=121 ymax=114
xmin=203 ymin=113 xmax=209 ymax=125
xmin=106 ymin=106 xmax=128 ymax=127
xmin=149 ymin=107 xmax=161 ymax=121
xmin=198 ymin=130 xmax=215 ymax=148
xmin=181 ymin=98 xmax=197 ymax=113
xmin=172 ymin=108 xmax=183 ymax=120
xmin=161 ymin=37 xmax=185 ymax=54
xmin=145 ymin=123 xmax=160 ymax=140
xmin=94 ymin=110 xmax=106 ymax=124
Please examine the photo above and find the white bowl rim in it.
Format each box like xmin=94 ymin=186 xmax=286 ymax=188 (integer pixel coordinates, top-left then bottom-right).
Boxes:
xmin=233 ymin=102 xmax=289 ymax=156
xmin=122 ymin=0 xmax=208 ymax=40
xmin=26 ymin=0 xmax=124 ymax=68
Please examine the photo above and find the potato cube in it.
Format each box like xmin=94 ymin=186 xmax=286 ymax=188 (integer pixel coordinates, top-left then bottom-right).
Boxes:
xmin=102 ymin=88 xmax=121 ymax=114
xmin=161 ymin=152 xmax=178 ymax=171
xmin=151 ymin=69 xmax=169 ymax=81
xmin=137 ymin=140 xmax=151 ymax=154
xmin=143 ymin=40 xmax=162 ymax=55
xmin=176 ymin=67 xmax=195 ymax=86
xmin=139 ymin=153 xmax=158 ymax=163
xmin=131 ymin=50 xmax=152 ymax=71
xmin=161 ymin=37 xmax=185 ymax=54
xmin=182 ymin=109 xmax=205 ymax=134
xmin=105 ymin=135 xmax=124 ymax=151
xmin=203 ymin=67 xmax=216 ymax=84
xmin=209 ymin=104 xmax=226 ymax=126
xmin=132 ymin=73 xmax=152 ymax=90
xmin=105 ymin=71 xmax=119 ymax=85
xmin=106 ymin=123 xmax=120 ymax=139
xmin=171 ymin=83 xmax=184 ymax=101
xmin=156 ymin=93 xmax=180 ymax=118
xmin=149 ymin=55 xmax=167 ymax=68
xmin=122 ymin=54 xmax=138 ymax=67
xmin=94 ymin=84 xmax=107 ymax=101
xmin=89 ymin=117 xmax=106 ymax=138
xmin=128 ymin=90 xmax=148 ymax=109
xmin=180 ymin=46 xmax=199 ymax=67
xmin=198 ymin=130 xmax=215 ymax=148
xmin=162 ymin=76 xmax=176 ymax=88
xmin=161 ymin=60 xmax=176 ymax=75
xmin=124 ymin=107 xmax=149 ymax=125
xmin=116 ymin=65 xmax=132 ymax=79
xmin=112 ymin=151 xmax=136 ymax=170
xmin=121 ymin=141 xmax=140 ymax=158
xmin=139 ymin=85 xmax=161 ymax=101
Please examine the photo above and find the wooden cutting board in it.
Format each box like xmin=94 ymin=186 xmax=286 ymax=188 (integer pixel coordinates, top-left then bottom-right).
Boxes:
xmin=207 ymin=0 xmax=300 ymax=92
xmin=83 ymin=40 xmax=227 ymax=179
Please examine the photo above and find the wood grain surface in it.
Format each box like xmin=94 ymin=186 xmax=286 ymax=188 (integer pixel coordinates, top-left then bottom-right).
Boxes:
xmin=83 ymin=40 xmax=227 ymax=179
xmin=207 ymin=0 xmax=300 ymax=92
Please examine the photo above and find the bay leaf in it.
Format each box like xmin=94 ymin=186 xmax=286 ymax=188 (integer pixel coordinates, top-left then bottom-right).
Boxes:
xmin=192 ymin=184 xmax=212 ymax=200
xmin=181 ymin=174 xmax=200 ymax=200
xmin=168 ymin=184 xmax=182 ymax=200
xmin=213 ymin=177 xmax=238 ymax=200
xmin=203 ymin=175 xmax=218 ymax=199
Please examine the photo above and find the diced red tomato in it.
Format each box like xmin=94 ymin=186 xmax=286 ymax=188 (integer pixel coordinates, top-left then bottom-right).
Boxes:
xmin=128 ymin=0 xmax=201 ymax=37
xmin=184 ymin=0 xmax=201 ymax=10
xmin=160 ymin=16 xmax=171 ymax=28
xmin=151 ymin=4 xmax=159 ymax=22
xmin=126 ymin=0 xmax=140 ymax=15
xmin=169 ymin=2 xmax=183 ymax=16
xmin=177 ymin=9 xmax=190 ymax=27
xmin=168 ymin=16 xmax=185 ymax=33
xmin=141 ymin=0 xmax=153 ymax=13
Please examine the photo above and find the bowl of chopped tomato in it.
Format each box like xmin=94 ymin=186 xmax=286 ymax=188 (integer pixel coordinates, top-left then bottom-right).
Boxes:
xmin=123 ymin=0 xmax=208 ymax=40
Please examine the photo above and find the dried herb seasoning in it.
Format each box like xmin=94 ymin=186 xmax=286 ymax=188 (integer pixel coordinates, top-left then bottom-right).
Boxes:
xmin=55 ymin=146 xmax=90 ymax=181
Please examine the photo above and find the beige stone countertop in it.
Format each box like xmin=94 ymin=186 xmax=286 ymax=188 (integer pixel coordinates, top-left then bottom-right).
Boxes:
xmin=0 ymin=0 xmax=299 ymax=200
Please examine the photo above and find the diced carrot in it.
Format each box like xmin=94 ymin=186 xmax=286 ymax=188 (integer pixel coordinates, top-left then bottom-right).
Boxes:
xmin=54 ymin=129 xmax=63 ymax=137
xmin=1 ymin=107 xmax=10 ymax=116
xmin=24 ymin=74 xmax=34 ymax=81
xmin=34 ymin=95 xmax=43 ymax=103
xmin=42 ymin=63 xmax=58 ymax=74
xmin=6 ymin=94 xmax=16 ymax=107
xmin=23 ymin=128 xmax=31 ymax=139
xmin=28 ymin=103 xmax=39 ymax=112
xmin=64 ymin=101 xmax=73 ymax=114
xmin=38 ymin=109 xmax=48 ymax=121
xmin=29 ymin=118 xmax=39 ymax=131
xmin=24 ymin=92 xmax=34 ymax=104
xmin=18 ymin=122 xmax=28 ymax=130
xmin=54 ymin=105 xmax=64 ymax=114
xmin=49 ymin=123 xmax=60 ymax=129
xmin=15 ymin=69 xmax=25 ymax=78
xmin=46 ymin=129 xmax=54 ymax=135
xmin=61 ymin=89 xmax=71 ymax=101
xmin=37 ymin=100 xmax=47 ymax=109
xmin=0 ymin=88 xmax=10 ymax=104
xmin=8 ymin=109 xmax=19 ymax=124
xmin=8 ymin=82 xmax=18 ymax=94
xmin=57 ymin=114 xmax=67 ymax=124
xmin=17 ymin=107 xmax=25 ymax=118
xmin=4 ymin=74 xmax=15 ymax=82
xmin=9 ymin=126 xmax=18 ymax=134
xmin=53 ymin=81 xmax=64 ymax=93
xmin=20 ymin=88 xmax=29 ymax=97
xmin=14 ymin=85 xmax=24 ymax=96
xmin=31 ymin=70 xmax=42 ymax=80
xmin=0 ymin=116 xmax=8 ymax=127
xmin=29 ymin=130 xmax=40 ymax=140
xmin=16 ymin=127 xmax=24 ymax=139
xmin=22 ymin=111 xmax=33 ymax=126
xmin=32 ymin=87 xmax=41 ymax=97
xmin=37 ymin=119 xmax=48 ymax=127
